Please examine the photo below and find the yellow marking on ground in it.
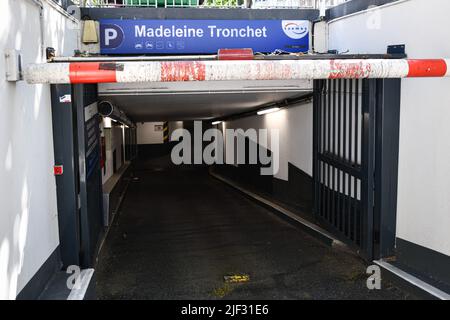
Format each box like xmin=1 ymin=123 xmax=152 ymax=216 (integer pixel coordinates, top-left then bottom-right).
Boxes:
xmin=212 ymin=274 xmax=250 ymax=298
xmin=212 ymin=284 xmax=233 ymax=298
xmin=224 ymin=274 xmax=250 ymax=283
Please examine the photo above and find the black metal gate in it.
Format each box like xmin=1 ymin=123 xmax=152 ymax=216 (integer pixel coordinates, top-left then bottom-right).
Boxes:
xmin=313 ymin=79 xmax=377 ymax=260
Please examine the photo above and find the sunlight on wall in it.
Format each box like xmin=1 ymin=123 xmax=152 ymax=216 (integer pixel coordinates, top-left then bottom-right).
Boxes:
xmin=33 ymin=85 xmax=43 ymax=120
xmin=0 ymin=239 xmax=11 ymax=299
xmin=17 ymin=180 xmax=30 ymax=277
xmin=4 ymin=142 xmax=13 ymax=171
xmin=6 ymin=180 xmax=30 ymax=300
xmin=0 ymin=1 xmax=11 ymax=37
xmin=0 ymin=0 xmax=79 ymax=299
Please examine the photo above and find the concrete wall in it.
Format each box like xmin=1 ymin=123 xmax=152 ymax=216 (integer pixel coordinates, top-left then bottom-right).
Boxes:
xmin=328 ymin=0 xmax=450 ymax=256
xmin=0 ymin=0 xmax=79 ymax=299
xmin=222 ymin=102 xmax=313 ymax=181
xmin=137 ymin=122 xmax=165 ymax=145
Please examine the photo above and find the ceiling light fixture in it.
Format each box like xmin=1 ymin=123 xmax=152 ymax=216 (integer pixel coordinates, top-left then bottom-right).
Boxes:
xmin=257 ymin=107 xmax=281 ymax=116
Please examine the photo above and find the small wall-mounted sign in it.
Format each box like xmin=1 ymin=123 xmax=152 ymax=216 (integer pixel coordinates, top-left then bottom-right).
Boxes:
xmin=59 ymin=94 xmax=72 ymax=103
xmin=5 ymin=49 xmax=23 ymax=82
xmin=54 ymin=165 xmax=64 ymax=176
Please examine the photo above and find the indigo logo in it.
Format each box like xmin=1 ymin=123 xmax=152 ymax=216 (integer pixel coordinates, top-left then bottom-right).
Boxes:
xmin=281 ymin=20 xmax=309 ymax=40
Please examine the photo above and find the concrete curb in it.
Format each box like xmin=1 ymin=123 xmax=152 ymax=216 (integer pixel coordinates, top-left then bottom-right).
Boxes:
xmin=374 ymin=260 xmax=450 ymax=300
xmin=67 ymin=269 xmax=96 ymax=300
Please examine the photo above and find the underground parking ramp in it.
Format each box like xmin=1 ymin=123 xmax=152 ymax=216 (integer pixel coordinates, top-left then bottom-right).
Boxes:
xmin=95 ymin=162 xmax=414 ymax=300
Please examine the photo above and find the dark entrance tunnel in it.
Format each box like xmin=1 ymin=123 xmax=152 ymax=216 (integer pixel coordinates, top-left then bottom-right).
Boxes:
xmin=95 ymin=152 xmax=411 ymax=300
xmin=49 ymin=77 xmax=411 ymax=300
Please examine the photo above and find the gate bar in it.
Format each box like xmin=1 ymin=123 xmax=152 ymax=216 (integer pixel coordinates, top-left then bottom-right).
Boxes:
xmin=24 ymin=59 xmax=450 ymax=84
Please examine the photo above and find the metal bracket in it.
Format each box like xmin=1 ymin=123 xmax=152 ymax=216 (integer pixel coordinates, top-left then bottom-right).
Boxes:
xmin=5 ymin=49 xmax=23 ymax=82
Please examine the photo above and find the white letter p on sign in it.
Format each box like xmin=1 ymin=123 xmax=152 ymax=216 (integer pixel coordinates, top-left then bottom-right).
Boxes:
xmin=105 ymin=28 xmax=118 ymax=46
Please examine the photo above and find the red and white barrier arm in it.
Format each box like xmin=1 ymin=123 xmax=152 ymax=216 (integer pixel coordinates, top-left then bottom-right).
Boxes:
xmin=24 ymin=59 xmax=450 ymax=84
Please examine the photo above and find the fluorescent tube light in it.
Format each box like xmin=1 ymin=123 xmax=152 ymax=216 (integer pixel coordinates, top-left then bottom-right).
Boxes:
xmin=257 ymin=107 xmax=280 ymax=116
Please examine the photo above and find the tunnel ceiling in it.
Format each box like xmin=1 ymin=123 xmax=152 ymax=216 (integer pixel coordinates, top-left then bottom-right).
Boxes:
xmin=98 ymin=80 xmax=313 ymax=121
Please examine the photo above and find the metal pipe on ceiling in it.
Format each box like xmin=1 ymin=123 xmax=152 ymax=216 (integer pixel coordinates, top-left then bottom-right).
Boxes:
xmin=99 ymin=100 xmax=135 ymax=128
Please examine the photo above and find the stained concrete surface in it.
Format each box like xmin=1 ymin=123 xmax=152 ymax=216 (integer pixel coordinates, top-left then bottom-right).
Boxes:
xmin=96 ymin=159 xmax=414 ymax=300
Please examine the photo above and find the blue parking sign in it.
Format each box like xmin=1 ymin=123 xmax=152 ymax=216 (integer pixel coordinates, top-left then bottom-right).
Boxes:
xmin=100 ymin=19 xmax=310 ymax=55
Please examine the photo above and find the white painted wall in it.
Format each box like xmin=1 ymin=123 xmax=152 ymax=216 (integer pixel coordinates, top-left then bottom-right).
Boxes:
xmin=328 ymin=0 xmax=450 ymax=256
xmin=223 ymin=102 xmax=313 ymax=181
xmin=101 ymin=123 xmax=125 ymax=184
xmin=137 ymin=122 xmax=164 ymax=145
xmin=0 ymin=0 xmax=79 ymax=299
